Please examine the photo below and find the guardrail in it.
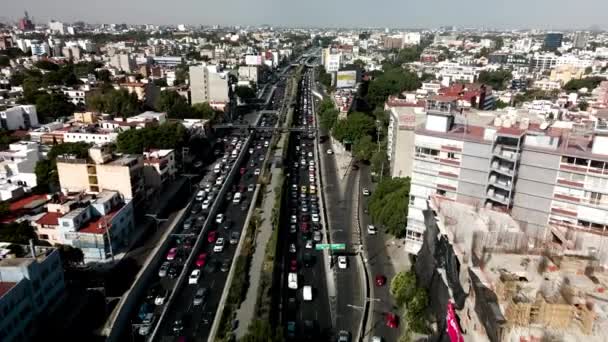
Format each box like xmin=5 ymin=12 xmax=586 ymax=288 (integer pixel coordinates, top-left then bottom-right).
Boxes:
xmin=104 ymin=185 xmax=192 ymax=341
xmin=149 ymin=134 xmax=254 ymax=341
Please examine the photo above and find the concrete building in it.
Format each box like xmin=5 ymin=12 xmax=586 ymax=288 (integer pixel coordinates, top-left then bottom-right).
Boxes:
xmin=550 ymin=65 xmax=585 ymax=85
xmin=436 ymin=62 xmax=477 ymax=85
xmin=532 ymin=79 xmax=562 ymax=91
xmin=126 ymin=111 xmax=167 ymax=125
xmin=402 ymin=32 xmax=421 ymax=46
xmin=383 ymin=35 xmax=403 ymax=49
xmin=0 ymin=242 xmax=66 ymax=342
xmin=62 ymin=131 xmax=118 ymax=144
xmin=238 ymin=65 xmax=260 ymax=84
xmin=48 ymin=20 xmax=65 ymax=35
xmin=109 ymin=53 xmax=136 ymax=73
xmin=0 ymin=105 xmax=39 ymax=130
xmin=405 ymin=96 xmax=608 ymax=258
xmin=189 ymin=64 xmax=230 ymax=105
xmin=530 ymin=53 xmax=558 ymax=72
xmin=325 ymin=53 xmax=341 ymax=73
xmin=62 ymin=89 xmax=86 ymax=106
xmin=56 ymin=145 xmax=144 ymax=202
xmin=544 ymin=32 xmax=563 ymax=50
xmin=573 ymin=32 xmax=589 ymax=50
xmin=33 ymin=191 xmax=135 ymax=261
xmin=30 ymin=40 xmax=49 ymax=56
xmin=142 ymin=149 xmax=177 ymax=188
xmin=387 ymin=105 xmax=426 ymax=178
xmin=0 ymin=141 xmax=41 ymax=192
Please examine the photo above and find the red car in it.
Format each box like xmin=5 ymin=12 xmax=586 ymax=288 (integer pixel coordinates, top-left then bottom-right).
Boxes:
xmin=207 ymin=231 xmax=217 ymax=243
xmin=195 ymin=252 xmax=208 ymax=267
xmin=386 ymin=312 xmax=399 ymax=328
xmin=300 ymin=222 xmax=310 ymax=233
xmin=240 ymin=167 xmax=246 ymax=175
xmin=290 ymin=259 xmax=298 ymax=272
xmin=375 ymin=275 xmax=386 ymax=287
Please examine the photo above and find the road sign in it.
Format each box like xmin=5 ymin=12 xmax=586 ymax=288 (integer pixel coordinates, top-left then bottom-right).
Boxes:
xmin=315 ymin=243 xmax=346 ymax=251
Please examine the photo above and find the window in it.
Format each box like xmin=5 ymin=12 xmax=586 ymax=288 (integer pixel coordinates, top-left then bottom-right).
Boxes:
xmin=589 ymin=192 xmax=603 ymax=205
xmin=590 ymin=160 xmax=605 ymax=170
xmin=39 ymin=234 xmax=49 ymax=240
xmin=436 ymin=189 xmax=447 ymax=196
xmin=409 ymin=196 xmax=415 ymax=206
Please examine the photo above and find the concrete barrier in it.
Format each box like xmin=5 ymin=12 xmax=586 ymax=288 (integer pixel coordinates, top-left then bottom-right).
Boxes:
xmin=149 ymin=134 xmax=254 ymax=342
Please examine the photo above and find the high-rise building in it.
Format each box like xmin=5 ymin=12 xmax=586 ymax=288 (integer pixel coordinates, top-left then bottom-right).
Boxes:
xmin=189 ymin=64 xmax=230 ymax=105
xmin=405 ymin=96 xmax=608 ymax=257
xmin=18 ymin=11 xmax=34 ymax=31
xmin=543 ymin=32 xmax=563 ymax=50
xmin=573 ymin=31 xmax=589 ymax=50
xmin=48 ymin=20 xmax=65 ymax=35
xmin=109 ymin=53 xmax=136 ymax=73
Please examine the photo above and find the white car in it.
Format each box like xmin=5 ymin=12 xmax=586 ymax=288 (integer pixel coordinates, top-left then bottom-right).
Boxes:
xmin=290 ymin=224 xmax=297 ymax=233
xmin=215 ymin=177 xmax=223 ymax=185
xmin=367 ymin=224 xmax=377 ymax=235
xmin=308 ymin=166 xmax=315 ymax=172
xmin=216 ymin=213 xmax=225 ymax=224
xmin=362 ymin=188 xmax=371 ymax=196
xmin=289 ymin=243 xmax=296 ymax=253
xmin=371 ymin=337 xmax=382 ymax=342
xmin=214 ymin=238 xmax=225 ymax=252
xmin=189 ymin=269 xmax=201 ymax=284
xmin=338 ymin=256 xmax=348 ymax=269
xmin=154 ymin=291 xmax=168 ymax=305
xmin=288 ymin=272 xmax=298 ymax=289
xmin=254 ymin=168 xmax=261 ymax=175
xmin=290 ymin=215 xmax=297 ymax=224
xmin=303 ymin=285 xmax=312 ymax=301
xmin=311 ymin=213 xmax=320 ymax=223
xmin=309 ymin=176 xmax=315 ymax=183
xmin=309 ymin=160 xmax=315 ymax=166
xmin=305 ymin=240 xmax=314 ymax=249
xmin=158 ymin=261 xmax=170 ymax=277
xmin=307 ymin=152 xmax=313 ymax=157
xmin=201 ymin=199 xmax=211 ymax=211
xmin=326 ymin=149 xmax=333 ymax=155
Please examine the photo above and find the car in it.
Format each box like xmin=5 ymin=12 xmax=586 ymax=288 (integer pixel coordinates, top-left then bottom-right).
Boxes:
xmin=290 ymin=224 xmax=297 ymax=233
xmin=326 ymin=149 xmax=333 ymax=155
xmin=289 ymin=243 xmax=296 ymax=253
xmin=195 ymin=190 xmax=206 ymax=201
xmin=248 ymin=184 xmax=255 ymax=192
xmin=240 ymin=167 xmax=246 ymax=175
xmin=205 ymin=259 xmax=219 ymax=273
xmin=305 ymin=240 xmax=314 ymax=249
xmin=290 ymin=215 xmax=297 ymax=224
xmin=307 ymin=151 xmax=313 ymax=157
xmin=183 ymin=218 xmax=193 ymax=230
xmin=309 ymin=160 xmax=315 ymax=166
xmin=385 ymin=312 xmax=399 ymax=328
xmin=288 ymin=272 xmax=298 ymax=289
xmin=290 ymin=259 xmax=298 ymax=272
xmin=230 ymin=231 xmax=240 ymax=244
xmin=215 ymin=176 xmax=223 ymax=185
xmin=168 ymin=264 xmax=179 ymax=278
xmin=193 ymin=287 xmax=208 ymax=306
xmin=338 ymin=330 xmax=350 ymax=342
xmin=207 ymin=231 xmax=217 ymax=243
xmin=138 ymin=313 xmax=154 ymax=335
xmin=172 ymin=319 xmax=184 ymax=335
xmin=309 ymin=175 xmax=315 ymax=183
xmin=222 ymin=220 xmax=232 ymax=230
xmin=254 ymin=168 xmax=261 ymax=175
xmin=313 ymin=231 xmax=322 ymax=242
xmin=371 ymin=337 xmax=382 ymax=342
xmin=166 ymin=247 xmax=178 ymax=261
xmin=159 ymin=261 xmax=170 ymax=277
xmin=311 ymin=213 xmax=320 ymax=223
xmin=375 ymin=275 xmax=387 ymax=287
xmin=214 ymin=238 xmax=225 ymax=252
xmin=216 ymin=213 xmax=225 ymax=223
xmin=195 ymin=253 xmax=208 ymax=267
xmin=287 ymin=321 xmax=296 ymax=338
xmin=201 ymin=199 xmax=211 ymax=210
xmin=189 ymin=269 xmax=201 ymax=284
xmin=303 ymin=285 xmax=313 ymax=301
xmin=154 ymin=290 xmax=169 ymax=305
xmin=300 ymin=185 xmax=307 ymax=193
xmin=367 ymin=224 xmax=377 ymax=235
xmin=362 ymin=188 xmax=371 ymax=196
xmin=338 ymin=256 xmax=348 ymax=269
xmin=221 ymin=259 xmax=230 ymax=272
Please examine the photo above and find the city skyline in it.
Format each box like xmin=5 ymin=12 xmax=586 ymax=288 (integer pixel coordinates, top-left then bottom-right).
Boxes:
xmin=2 ymin=0 xmax=607 ymax=30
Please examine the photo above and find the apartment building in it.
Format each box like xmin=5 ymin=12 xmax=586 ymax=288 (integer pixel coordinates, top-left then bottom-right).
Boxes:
xmin=56 ymin=145 xmax=144 ymax=202
xmin=387 ymin=102 xmax=426 ymax=178
xmin=0 ymin=105 xmax=39 ymax=130
xmin=0 ymin=243 xmax=66 ymax=342
xmin=189 ymin=64 xmax=230 ymax=105
xmin=33 ymin=191 xmax=134 ymax=261
xmin=142 ymin=149 xmax=177 ymax=188
xmin=238 ymin=65 xmax=260 ymax=84
xmin=436 ymin=62 xmax=478 ymax=85
xmin=406 ymin=96 xmax=608 ymax=258
xmin=109 ymin=53 xmax=136 ymax=73
xmin=0 ymin=141 xmax=41 ymax=199
xmin=530 ymin=54 xmax=558 ymax=72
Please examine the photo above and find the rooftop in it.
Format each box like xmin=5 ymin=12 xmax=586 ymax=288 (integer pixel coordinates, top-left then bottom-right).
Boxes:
xmin=0 ymin=282 xmax=16 ymax=299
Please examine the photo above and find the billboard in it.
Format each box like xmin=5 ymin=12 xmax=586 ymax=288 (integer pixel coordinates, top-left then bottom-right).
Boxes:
xmin=336 ymin=70 xmax=357 ymax=89
xmin=245 ymin=55 xmax=262 ymax=66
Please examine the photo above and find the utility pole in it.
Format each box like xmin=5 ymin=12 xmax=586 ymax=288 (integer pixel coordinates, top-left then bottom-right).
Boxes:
xmin=101 ymin=216 xmax=115 ymax=262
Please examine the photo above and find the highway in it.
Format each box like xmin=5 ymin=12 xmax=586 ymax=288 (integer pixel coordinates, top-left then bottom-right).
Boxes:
xmin=155 ymin=113 xmax=277 ymax=341
xmin=360 ymin=165 xmax=402 ymax=341
xmin=279 ymin=67 xmax=332 ymax=341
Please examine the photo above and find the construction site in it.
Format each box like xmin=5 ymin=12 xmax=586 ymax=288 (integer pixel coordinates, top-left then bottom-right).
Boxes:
xmin=415 ymin=195 xmax=608 ymax=342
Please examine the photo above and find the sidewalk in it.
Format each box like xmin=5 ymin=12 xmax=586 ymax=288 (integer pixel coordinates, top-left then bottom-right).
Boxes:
xmin=234 ymin=166 xmax=282 ymax=338
xmin=329 ymin=137 xmax=353 ymax=180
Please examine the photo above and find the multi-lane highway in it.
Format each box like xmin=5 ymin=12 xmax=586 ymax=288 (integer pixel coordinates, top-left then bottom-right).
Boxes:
xmin=278 ymin=67 xmax=332 ymax=341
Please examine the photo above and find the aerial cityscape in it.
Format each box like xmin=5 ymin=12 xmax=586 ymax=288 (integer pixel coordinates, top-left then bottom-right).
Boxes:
xmin=1 ymin=4 xmax=608 ymax=342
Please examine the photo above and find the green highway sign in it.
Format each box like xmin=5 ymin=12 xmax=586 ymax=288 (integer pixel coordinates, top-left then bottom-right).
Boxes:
xmin=315 ymin=243 xmax=346 ymax=251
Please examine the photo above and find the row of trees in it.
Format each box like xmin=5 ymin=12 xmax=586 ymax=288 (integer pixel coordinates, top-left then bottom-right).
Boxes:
xmin=477 ymin=69 xmax=512 ymax=90
xmin=88 ymin=88 xmax=143 ymax=118
xmin=564 ymin=76 xmax=606 ymax=91
xmin=366 ymin=66 xmax=421 ymax=109
xmin=155 ymin=90 xmax=219 ymax=120
xmin=390 ymin=270 xmax=430 ymax=334
xmin=368 ymin=177 xmax=411 ymax=237
xmin=115 ymin=122 xmax=188 ymax=154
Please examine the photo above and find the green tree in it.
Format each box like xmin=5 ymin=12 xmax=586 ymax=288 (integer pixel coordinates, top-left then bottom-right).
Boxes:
xmin=317 ymin=66 xmax=333 ymax=90
xmin=390 ymin=271 xmax=417 ymax=307
xmin=477 ymin=69 xmax=512 ymax=90
xmin=366 ymin=68 xmax=420 ymax=108
xmin=235 ymin=86 xmax=256 ymax=99
xmin=0 ymin=221 xmax=36 ymax=244
xmin=56 ymin=244 xmax=84 ymax=267
xmin=332 ymin=112 xmax=375 ymax=143
xmin=368 ymin=177 xmax=411 ymax=237
xmin=241 ymin=319 xmax=284 ymax=342
xmin=352 ymin=135 xmax=376 ymax=161
xmin=371 ymin=149 xmax=389 ymax=176
xmin=578 ymin=100 xmax=589 ymax=111
xmin=88 ymin=88 xmax=141 ymax=117
xmin=34 ymin=60 xmax=60 ymax=71
xmin=155 ymin=90 xmax=191 ymax=117
xmin=0 ymin=55 xmax=10 ymax=67
xmin=406 ymin=288 xmax=430 ymax=333
xmin=495 ymin=99 xmax=509 ymax=109
xmin=35 ymin=93 xmax=76 ymax=122
xmin=0 ymin=201 xmax=10 ymax=217
xmin=564 ymin=77 xmax=606 ymax=91
xmin=192 ymin=102 xmax=217 ymax=120
xmin=116 ymin=122 xmax=188 ymax=154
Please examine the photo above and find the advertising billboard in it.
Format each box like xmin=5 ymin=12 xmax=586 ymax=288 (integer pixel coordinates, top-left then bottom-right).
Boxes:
xmin=336 ymin=70 xmax=357 ymax=89
xmin=446 ymin=302 xmax=464 ymax=342
xmin=245 ymin=55 xmax=262 ymax=66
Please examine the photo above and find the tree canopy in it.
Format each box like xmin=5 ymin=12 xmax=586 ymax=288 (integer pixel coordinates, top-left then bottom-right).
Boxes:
xmin=564 ymin=76 xmax=606 ymax=91
xmin=366 ymin=67 xmax=420 ymax=108
xmin=155 ymin=90 xmax=219 ymax=120
xmin=235 ymin=85 xmax=256 ymax=99
xmin=88 ymin=88 xmax=142 ymax=117
xmin=368 ymin=177 xmax=411 ymax=237
xmin=332 ymin=112 xmax=376 ymax=144
xmin=115 ymin=122 xmax=188 ymax=154
xmin=0 ymin=221 xmax=37 ymax=245
xmin=35 ymin=93 xmax=77 ymax=122
xmin=477 ymin=69 xmax=512 ymax=90
xmin=352 ymin=135 xmax=376 ymax=161
xmin=317 ymin=98 xmax=339 ymax=131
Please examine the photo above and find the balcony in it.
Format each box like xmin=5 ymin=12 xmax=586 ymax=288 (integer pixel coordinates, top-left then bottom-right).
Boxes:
xmin=490 ymin=160 xmax=515 ymax=177
xmin=486 ymin=188 xmax=511 ymax=205
xmin=492 ymin=146 xmax=518 ymax=162
xmin=488 ymin=174 xmax=512 ymax=191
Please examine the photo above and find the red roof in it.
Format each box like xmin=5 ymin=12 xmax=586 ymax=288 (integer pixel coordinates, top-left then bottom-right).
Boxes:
xmin=36 ymin=212 xmax=62 ymax=226
xmin=0 ymin=194 xmax=48 ymax=224
xmin=0 ymin=282 xmax=16 ymax=298
xmin=78 ymin=208 xmax=121 ymax=235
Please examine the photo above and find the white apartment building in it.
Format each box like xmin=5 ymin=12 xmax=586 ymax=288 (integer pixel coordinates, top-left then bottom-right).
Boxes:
xmin=325 ymin=53 xmax=341 ymax=73
xmin=530 ymin=53 xmax=558 ymax=71
xmin=48 ymin=20 xmax=65 ymax=35
xmin=189 ymin=64 xmax=230 ymax=105
xmin=0 ymin=141 xmax=41 ymax=192
xmin=0 ymin=105 xmax=39 ymax=130
xmin=556 ymin=54 xmax=594 ymax=69
xmin=142 ymin=149 xmax=177 ymax=188
xmin=62 ymin=131 xmax=118 ymax=144
xmin=62 ymin=89 xmax=86 ymax=106
xmin=387 ymin=106 xmax=426 ymax=178
xmin=109 ymin=53 xmax=136 ymax=73
xmin=436 ymin=62 xmax=477 ymax=85
xmin=405 ymin=96 xmax=608 ymax=262
xmin=532 ymin=79 xmax=562 ymax=91
xmin=33 ymin=191 xmax=135 ymax=262
xmin=0 ymin=243 xmax=66 ymax=342
xmin=402 ymin=32 xmax=421 ymax=46
xmin=238 ymin=65 xmax=260 ymax=84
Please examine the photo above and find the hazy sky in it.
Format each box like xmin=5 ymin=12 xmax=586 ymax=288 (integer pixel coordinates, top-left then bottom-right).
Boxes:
xmin=3 ymin=0 xmax=607 ymax=29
